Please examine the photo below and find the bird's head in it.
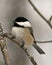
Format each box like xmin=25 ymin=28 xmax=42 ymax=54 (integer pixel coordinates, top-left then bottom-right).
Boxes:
xmin=13 ymin=17 xmax=31 ymax=27
xmin=15 ymin=17 xmax=28 ymax=22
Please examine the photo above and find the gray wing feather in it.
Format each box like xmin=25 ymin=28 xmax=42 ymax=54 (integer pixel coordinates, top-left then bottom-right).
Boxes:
xmin=33 ymin=44 xmax=45 ymax=54
xmin=28 ymin=27 xmax=35 ymax=38
xmin=27 ymin=27 xmax=45 ymax=54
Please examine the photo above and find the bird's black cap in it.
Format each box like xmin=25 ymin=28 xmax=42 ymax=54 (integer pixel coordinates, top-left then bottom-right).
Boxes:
xmin=15 ymin=17 xmax=28 ymax=22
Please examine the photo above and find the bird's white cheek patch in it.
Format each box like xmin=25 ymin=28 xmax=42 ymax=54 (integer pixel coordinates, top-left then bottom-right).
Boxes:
xmin=16 ymin=21 xmax=31 ymax=27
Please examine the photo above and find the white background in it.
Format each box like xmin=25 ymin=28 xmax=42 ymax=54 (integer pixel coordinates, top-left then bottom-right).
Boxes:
xmin=0 ymin=0 xmax=52 ymax=65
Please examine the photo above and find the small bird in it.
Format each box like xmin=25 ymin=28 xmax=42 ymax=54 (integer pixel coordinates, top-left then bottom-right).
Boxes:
xmin=12 ymin=17 xmax=45 ymax=54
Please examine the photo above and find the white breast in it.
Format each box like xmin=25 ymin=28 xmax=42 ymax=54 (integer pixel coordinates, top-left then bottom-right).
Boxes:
xmin=12 ymin=27 xmax=24 ymax=39
xmin=11 ymin=27 xmax=34 ymax=48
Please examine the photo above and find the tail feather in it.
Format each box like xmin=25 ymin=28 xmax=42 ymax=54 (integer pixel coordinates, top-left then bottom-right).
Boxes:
xmin=33 ymin=44 xmax=45 ymax=54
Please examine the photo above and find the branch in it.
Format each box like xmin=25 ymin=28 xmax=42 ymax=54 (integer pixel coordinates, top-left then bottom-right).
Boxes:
xmin=2 ymin=33 xmax=52 ymax=65
xmin=28 ymin=0 xmax=52 ymax=28
xmin=3 ymin=33 xmax=52 ymax=44
xmin=36 ymin=40 xmax=52 ymax=43
xmin=2 ymin=32 xmax=52 ymax=65
xmin=0 ymin=39 xmax=11 ymax=65
xmin=0 ymin=23 xmax=11 ymax=65
xmin=3 ymin=33 xmax=37 ymax=65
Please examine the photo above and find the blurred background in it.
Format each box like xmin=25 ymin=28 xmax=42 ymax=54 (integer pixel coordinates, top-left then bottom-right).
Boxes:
xmin=0 ymin=0 xmax=52 ymax=65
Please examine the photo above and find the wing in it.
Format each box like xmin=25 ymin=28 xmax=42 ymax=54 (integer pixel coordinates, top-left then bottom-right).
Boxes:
xmin=33 ymin=44 xmax=45 ymax=54
xmin=27 ymin=24 xmax=45 ymax=54
xmin=28 ymin=27 xmax=35 ymax=39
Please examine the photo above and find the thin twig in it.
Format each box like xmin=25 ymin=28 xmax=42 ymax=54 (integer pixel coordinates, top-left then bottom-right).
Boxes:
xmin=28 ymin=0 xmax=52 ymax=28
xmin=3 ymin=33 xmax=52 ymax=44
xmin=36 ymin=40 xmax=52 ymax=43
xmin=0 ymin=23 xmax=11 ymax=65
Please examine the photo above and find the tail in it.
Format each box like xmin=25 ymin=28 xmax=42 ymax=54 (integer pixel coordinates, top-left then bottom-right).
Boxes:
xmin=33 ymin=41 xmax=45 ymax=54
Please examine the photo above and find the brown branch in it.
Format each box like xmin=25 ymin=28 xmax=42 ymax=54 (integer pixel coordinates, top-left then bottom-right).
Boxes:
xmin=3 ymin=33 xmax=52 ymax=65
xmin=3 ymin=33 xmax=37 ymax=65
xmin=2 ymin=33 xmax=52 ymax=65
xmin=0 ymin=23 xmax=11 ymax=65
xmin=0 ymin=39 xmax=11 ymax=65
xmin=28 ymin=0 xmax=52 ymax=28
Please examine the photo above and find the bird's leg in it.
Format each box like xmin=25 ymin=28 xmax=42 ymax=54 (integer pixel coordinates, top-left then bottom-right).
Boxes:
xmin=20 ymin=41 xmax=25 ymax=48
xmin=11 ymin=36 xmax=16 ymax=39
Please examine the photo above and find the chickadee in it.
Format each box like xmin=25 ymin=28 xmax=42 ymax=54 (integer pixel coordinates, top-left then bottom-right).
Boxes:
xmin=12 ymin=17 xmax=45 ymax=54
